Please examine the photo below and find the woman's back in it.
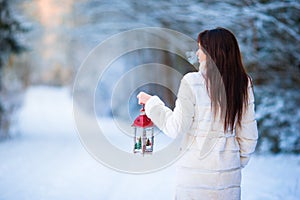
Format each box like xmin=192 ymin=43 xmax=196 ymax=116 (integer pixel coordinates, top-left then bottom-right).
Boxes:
xmin=174 ymin=71 xmax=257 ymax=200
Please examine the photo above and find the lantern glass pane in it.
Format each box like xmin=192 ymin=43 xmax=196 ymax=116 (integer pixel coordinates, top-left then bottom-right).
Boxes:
xmin=133 ymin=127 xmax=154 ymax=154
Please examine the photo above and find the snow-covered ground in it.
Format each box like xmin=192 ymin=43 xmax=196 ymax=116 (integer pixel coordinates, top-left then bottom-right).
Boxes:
xmin=0 ymin=86 xmax=299 ymax=200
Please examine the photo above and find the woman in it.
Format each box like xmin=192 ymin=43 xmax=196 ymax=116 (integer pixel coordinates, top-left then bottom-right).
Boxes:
xmin=137 ymin=27 xmax=258 ymax=200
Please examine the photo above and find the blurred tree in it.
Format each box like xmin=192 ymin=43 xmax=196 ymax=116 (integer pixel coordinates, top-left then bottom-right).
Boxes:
xmin=0 ymin=0 xmax=28 ymax=139
xmin=238 ymin=0 xmax=300 ymax=85
xmin=0 ymin=0 xmax=27 ymax=70
xmin=238 ymin=0 xmax=300 ymax=154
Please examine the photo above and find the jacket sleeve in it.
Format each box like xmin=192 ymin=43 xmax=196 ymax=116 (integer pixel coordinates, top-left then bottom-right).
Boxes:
xmin=236 ymin=86 xmax=259 ymax=168
xmin=144 ymin=76 xmax=195 ymax=139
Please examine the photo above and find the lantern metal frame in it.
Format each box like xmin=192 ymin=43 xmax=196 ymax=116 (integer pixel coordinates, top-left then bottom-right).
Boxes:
xmin=132 ymin=104 xmax=154 ymax=155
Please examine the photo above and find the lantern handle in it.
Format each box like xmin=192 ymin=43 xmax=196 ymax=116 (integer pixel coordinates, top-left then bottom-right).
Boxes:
xmin=141 ymin=103 xmax=145 ymax=112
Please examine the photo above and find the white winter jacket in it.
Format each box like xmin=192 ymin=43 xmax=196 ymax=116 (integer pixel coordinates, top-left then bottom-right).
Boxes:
xmin=145 ymin=71 xmax=258 ymax=200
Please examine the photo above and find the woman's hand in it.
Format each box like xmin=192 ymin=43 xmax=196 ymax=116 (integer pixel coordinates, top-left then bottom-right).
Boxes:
xmin=137 ymin=92 xmax=152 ymax=105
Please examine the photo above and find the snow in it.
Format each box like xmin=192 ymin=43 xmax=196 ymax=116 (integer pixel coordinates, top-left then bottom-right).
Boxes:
xmin=0 ymin=86 xmax=299 ymax=200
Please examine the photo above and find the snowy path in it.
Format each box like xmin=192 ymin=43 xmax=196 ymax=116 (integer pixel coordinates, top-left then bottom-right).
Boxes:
xmin=0 ymin=86 xmax=299 ymax=200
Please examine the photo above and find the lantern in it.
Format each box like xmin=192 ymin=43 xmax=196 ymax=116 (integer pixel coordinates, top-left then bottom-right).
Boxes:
xmin=132 ymin=104 xmax=154 ymax=155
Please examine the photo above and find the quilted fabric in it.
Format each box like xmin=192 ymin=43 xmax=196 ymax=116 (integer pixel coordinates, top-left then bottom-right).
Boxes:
xmin=145 ymin=71 xmax=258 ymax=200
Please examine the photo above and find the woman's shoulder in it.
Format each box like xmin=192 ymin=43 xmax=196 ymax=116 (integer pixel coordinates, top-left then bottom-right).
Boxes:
xmin=182 ymin=71 xmax=205 ymax=85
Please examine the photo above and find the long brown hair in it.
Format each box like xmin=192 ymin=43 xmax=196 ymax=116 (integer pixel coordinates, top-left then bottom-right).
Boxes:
xmin=198 ymin=27 xmax=250 ymax=131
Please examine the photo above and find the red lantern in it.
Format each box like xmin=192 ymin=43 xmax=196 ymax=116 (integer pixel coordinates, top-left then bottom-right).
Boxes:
xmin=132 ymin=104 xmax=154 ymax=155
